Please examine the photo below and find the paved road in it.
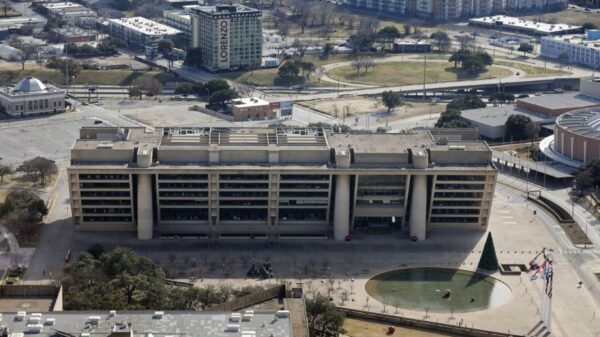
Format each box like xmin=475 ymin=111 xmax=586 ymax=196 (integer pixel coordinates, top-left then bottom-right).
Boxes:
xmin=24 ymin=160 xmax=73 ymax=280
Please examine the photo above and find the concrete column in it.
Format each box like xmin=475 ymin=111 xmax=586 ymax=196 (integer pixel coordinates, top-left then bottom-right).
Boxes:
xmin=409 ymin=174 xmax=427 ymax=241
xmin=137 ymin=174 xmax=153 ymax=240
xmin=333 ymin=174 xmax=350 ymax=241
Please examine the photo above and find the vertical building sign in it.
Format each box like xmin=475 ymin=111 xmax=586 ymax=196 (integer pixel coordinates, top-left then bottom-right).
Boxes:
xmin=218 ymin=18 xmax=230 ymax=70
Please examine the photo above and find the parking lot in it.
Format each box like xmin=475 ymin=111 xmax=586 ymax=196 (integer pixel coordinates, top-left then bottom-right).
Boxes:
xmin=0 ymin=115 xmax=96 ymax=165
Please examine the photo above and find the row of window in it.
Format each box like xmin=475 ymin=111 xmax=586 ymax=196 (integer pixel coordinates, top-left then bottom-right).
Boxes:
xmin=13 ymin=99 xmax=61 ymax=112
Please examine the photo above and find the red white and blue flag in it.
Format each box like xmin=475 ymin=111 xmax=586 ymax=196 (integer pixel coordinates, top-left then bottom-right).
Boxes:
xmin=531 ymin=260 xmax=547 ymax=281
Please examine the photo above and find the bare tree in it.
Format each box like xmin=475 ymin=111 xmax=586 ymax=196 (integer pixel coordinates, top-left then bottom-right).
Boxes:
xmin=362 ymin=57 xmax=375 ymax=73
xmin=351 ymin=57 xmax=365 ymax=77
xmin=292 ymin=39 xmax=309 ymax=58
xmin=0 ymin=0 xmax=11 ymax=17
xmin=278 ymin=22 xmax=290 ymax=41
xmin=315 ymin=66 xmax=326 ymax=83
xmin=16 ymin=44 xmax=38 ymax=70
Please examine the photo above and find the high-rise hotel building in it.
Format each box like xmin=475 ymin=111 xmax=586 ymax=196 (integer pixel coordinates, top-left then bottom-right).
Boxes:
xmin=190 ymin=4 xmax=262 ymax=71
xmin=67 ymin=127 xmax=497 ymax=241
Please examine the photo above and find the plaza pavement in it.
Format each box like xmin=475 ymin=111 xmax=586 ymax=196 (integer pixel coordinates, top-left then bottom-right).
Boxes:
xmin=26 ymin=170 xmax=600 ymax=336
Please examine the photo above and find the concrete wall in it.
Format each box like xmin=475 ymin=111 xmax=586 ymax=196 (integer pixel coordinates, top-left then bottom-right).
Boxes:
xmin=157 ymin=149 xmax=210 ymax=163
xmin=353 ymin=153 xmax=409 ymax=165
xmin=279 ymin=150 xmax=329 ymax=164
xmin=555 ymin=124 xmax=600 ymax=163
xmin=430 ymin=150 xmax=492 ymax=164
xmin=71 ymin=148 xmax=133 ymax=163
xmin=338 ymin=308 xmax=523 ymax=337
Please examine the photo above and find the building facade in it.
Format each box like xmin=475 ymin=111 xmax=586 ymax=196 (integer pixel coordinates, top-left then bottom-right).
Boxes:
xmin=553 ymin=108 xmax=600 ymax=164
xmin=190 ymin=5 xmax=262 ymax=71
xmin=541 ymin=31 xmax=600 ymax=68
xmin=347 ymin=0 xmax=407 ymax=14
xmin=0 ymin=76 xmax=65 ymax=118
xmin=470 ymin=16 xmax=582 ymax=36
xmin=346 ymin=0 xmax=566 ymax=20
xmin=230 ymin=97 xmax=274 ymax=121
xmin=108 ymin=17 xmax=181 ymax=48
xmin=163 ymin=9 xmax=193 ymax=42
xmin=67 ymin=127 xmax=497 ymax=241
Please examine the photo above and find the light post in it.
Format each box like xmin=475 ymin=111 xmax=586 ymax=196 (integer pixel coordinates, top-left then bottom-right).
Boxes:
xmin=422 ymin=47 xmax=428 ymax=102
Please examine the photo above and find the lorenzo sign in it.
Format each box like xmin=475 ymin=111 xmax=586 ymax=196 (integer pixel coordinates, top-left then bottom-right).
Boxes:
xmin=218 ymin=18 xmax=230 ymax=69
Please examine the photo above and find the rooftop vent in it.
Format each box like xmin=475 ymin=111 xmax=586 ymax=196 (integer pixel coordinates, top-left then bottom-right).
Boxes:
xmin=449 ymin=145 xmax=466 ymax=151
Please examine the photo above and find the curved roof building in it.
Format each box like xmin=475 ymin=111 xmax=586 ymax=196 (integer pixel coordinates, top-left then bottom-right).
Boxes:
xmin=0 ymin=76 xmax=65 ymax=118
xmin=554 ymin=108 xmax=600 ymax=164
xmin=15 ymin=76 xmax=48 ymax=92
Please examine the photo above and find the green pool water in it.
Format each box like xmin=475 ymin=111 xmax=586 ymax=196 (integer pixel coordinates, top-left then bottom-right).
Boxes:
xmin=365 ymin=268 xmax=512 ymax=313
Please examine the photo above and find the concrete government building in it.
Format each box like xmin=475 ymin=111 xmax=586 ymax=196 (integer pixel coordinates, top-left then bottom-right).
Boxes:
xmin=67 ymin=127 xmax=497 ymax=241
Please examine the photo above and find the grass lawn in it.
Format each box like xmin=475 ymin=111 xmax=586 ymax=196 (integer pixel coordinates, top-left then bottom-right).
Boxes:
xmin=343 ymin=318 xmax=453 ymax=337
xmin=327 ymin=62 xmax=511 ymax=86
xmin=0 ymin=67 xmax=179 ymax=86
xmin=222 ymin=55 xmax=373 ymax=86
xmin=494 ymin=60 xmax=570 ymax=77
xmin=524 ymin=9 xmax=600 ymax=28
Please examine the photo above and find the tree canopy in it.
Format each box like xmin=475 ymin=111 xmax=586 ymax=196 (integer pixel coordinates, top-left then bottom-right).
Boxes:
xmin=504 ymin=114 xmax=537 ymax=141
xmin=207 ymin=89 xmax=238 ymax=111
xmin=446 ymin=94 xmax=486 ymax=111
xmin=63 ymin=247 xmax=244 ymax=310
xmin=377 ymin=26 xmax=402 ymax=40
xmin=306 ymin=294 xmax=345 ymax=337
xmin=381 ymin=91 xmax=402 ymax=112
xmin=184 ymin=47 xmax=203 ymax=68
xmin=518 ymin=43 xmax=534 ymax=56
xmin=449 ymin=51 xmax=493 ymax=76
xmin=576 ymin=159 xmax=600 ymax=191
xmin=435 ymin=109 xmax=470 ymax=128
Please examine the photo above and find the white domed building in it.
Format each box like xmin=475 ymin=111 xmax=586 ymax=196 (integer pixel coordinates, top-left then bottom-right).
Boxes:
xmin=0 ymin=76 xmax=65 ymax=118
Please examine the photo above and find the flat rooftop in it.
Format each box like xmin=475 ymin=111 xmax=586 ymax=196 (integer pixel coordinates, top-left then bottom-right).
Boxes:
xmin=51 ymin=26 xmax=96 ymax=36
xmin=232 ymin=97 xmax=269 ymax=108
xmin=469 ymin=15 xmax=581 ymax=34
xmin=72 ymin=127 xmax=491 ymax=153
xmin=519 ymin=92 xmax=600 ymax=110
xmin=108 ymin=17 xmax=181 ymax=36
xmin=70 ymin=127 xmax=495 ymax=169
xmin=327 ymin=130 xmax=432 ymax=154
xmin=42 ymin=1 xmax=87 ymax=9
xmin=393 ymin=38 xmax=431 ymax=45
xmin=461 ymin=106 xmax=555 ymax=127
xmin=0 ymin=311 xmax=292 ymax=337
xmin=192 ymin=4 xmax=261 ymax=15
xmin=544 ymin=34 xmax=600 ymax=51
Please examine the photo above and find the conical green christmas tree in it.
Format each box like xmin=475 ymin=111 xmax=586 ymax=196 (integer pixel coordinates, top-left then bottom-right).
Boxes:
xmin=477 ymin=232 xmax=499 ymax=271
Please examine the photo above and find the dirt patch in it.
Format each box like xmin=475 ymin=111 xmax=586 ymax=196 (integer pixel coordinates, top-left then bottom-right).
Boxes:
xmin=342 ymin=318 xmax=454 ymax=337
xmin=492 ymin=142 xmax=540 ymax=161
xmin=301 ymin=97 xmax=384 ymax=117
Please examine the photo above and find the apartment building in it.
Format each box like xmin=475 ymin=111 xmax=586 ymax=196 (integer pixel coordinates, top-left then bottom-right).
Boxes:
xmin=190 ymin=4 xmax=262 ymax=71
xmin=67 ymin=127 xmax=497 ymax=241
xmin=108 ymin=17 xmax=181 ymax=48
xmin=346 ymin=0 xmax=565 ymax=20
xmin=163 ymin=9 xmax=193 ymax=42
xmin=541 ymin=31 xmax=600 ymax=67
xmin=348 ymin=0 xmax=407 ymax=14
